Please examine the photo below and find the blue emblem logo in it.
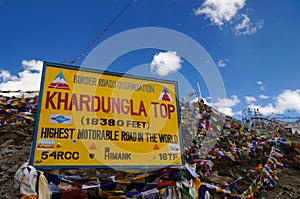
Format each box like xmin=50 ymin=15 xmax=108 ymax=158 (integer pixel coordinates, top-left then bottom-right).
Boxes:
xmin=50 ymin=114 xmax=72 ymax=124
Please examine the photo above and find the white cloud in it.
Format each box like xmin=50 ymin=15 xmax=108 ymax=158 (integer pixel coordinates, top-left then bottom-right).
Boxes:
xmin=245 ymin=96 xmax=257 ymax=103
xmin=194 ymin=0 xmax=246 ymax=26
xmin=259 ymin=94 xmax=269 ymax=99
xmin=247 ymin=103 xmax=276 ymax=115
xmin=22 ymin=60 xmax=43 ymax=72
xmin=214 ymin=95 xmax=240 ymax=107
xmin=0 ymin=60 xmax=43 ymax=92
xmin=276 ymin=89 xmax=300 ymax=113
xmin=256 ymin=81 xmax=266 ymax=91
xmin=260 ymin=85 xmax=266 ymax=91
xmin=217 ymin=59 xmax=229 ymax=67
xmin=248 ymin=89 xmax=300 ymax=115
xmin=150 ymin=51 xmax=182 ymax=77
xmin=188 ymin=95 xmax=240 ymax=116
xmin=234 ymin=14 xmax=263 ymax=35
xmin=221 ymin=107 xmax=235 ymax=116
xmin=213 ymin=95 xmax=240 ymax=116
xmin=188 ymin=96 xmax=239 ymax=116
xmin=0 ymin=70 xmax=16 ymax=82
xmin=194 ymin=0 xmax=263 ymax=35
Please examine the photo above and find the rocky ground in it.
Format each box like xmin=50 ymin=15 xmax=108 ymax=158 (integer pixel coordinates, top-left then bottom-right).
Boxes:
xmin=0 ymin=124 xmax=34 ymax=198
xmin=1 ymin=124 xmax=300 ymax=198
xmin=261 ymin=167 xmax=300 ymax=199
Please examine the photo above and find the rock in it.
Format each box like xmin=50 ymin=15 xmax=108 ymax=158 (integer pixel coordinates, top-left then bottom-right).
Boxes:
xmin=207 ymin=173 xmax=233 ymax=185
xmin=283 ymin=184 xmax=294 ymax=192
xmin=0 ymin=125 xmax=34 ymax=198
xmin=65 ymin=169 xmax=78 ymax=175
xmin=0 ymin=139 xmax=15 ymax=148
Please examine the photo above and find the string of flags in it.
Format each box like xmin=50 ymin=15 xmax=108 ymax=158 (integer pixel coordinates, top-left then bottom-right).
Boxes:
xmin=0 ymin=90 xmax=39 ymax=94
xmin=15 ymin=138 xmax=289 ymax=199
xmin=0 ymin=92 xmax=38 ymax=125
xmin=9 ymin=91 xmax=300 ymax=198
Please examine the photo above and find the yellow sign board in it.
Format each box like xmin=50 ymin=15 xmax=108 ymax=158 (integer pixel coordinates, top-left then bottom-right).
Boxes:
xmin=31 ymin=62 xmax=183 ymax=168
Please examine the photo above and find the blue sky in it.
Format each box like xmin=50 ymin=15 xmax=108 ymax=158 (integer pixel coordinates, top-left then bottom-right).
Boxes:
xmin=0 ymin=0 xmax=300 ymax=118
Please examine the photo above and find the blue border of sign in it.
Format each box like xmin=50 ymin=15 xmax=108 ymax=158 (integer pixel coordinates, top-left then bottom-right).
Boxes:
xmin=30 ymin=61 xmax=185 ymax=169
